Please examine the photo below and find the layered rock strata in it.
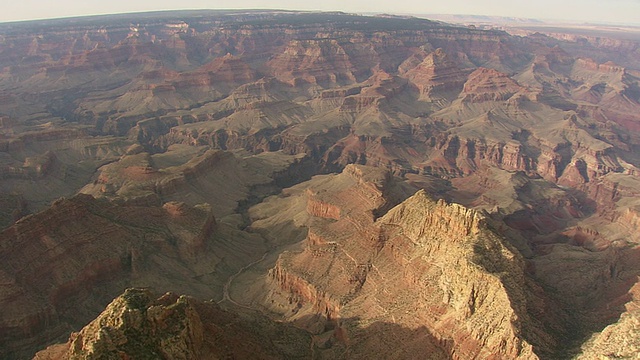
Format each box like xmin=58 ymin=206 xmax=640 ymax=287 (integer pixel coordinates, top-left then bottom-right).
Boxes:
xmin=0 ymin=195 xmax=222 ymax=358
xmin=251 ymin=166 xmax=556 ymax=358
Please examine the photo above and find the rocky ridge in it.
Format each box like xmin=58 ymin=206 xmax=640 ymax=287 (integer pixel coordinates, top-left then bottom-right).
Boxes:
xmin=0 ymin=194 xmax=224 ymax=358
xmin=239 ymin=165 xmax=558 ymax=358
xmin=34 ymin=288 xmax=312 ymax=359
xmin=0 ymin=10 xmax=639 ymax=359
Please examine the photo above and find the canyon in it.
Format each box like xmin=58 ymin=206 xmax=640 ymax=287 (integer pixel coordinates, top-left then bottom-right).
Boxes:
xmin=0 ymin=10 xmax=639 ymax=359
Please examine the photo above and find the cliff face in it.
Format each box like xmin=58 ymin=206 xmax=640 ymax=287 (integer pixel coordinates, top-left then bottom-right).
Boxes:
xmin=39 ymin=289 xmax=210 ymax=360
xmin=0 ymin=195 xmax=222 ymax=358
xmin=374 ymin=191 xmax=544 ymax=358
xmin=34 ymin=288 xmax=312 ymax=360
xmin=577 ymin=280 xmax=640 ymax=360
xmin=403 ymin=48 xmax=469 ymax=101
xmin=268 ymin=39 xmax=358 ymax=86
xmin=250 ymin=165 xmax=555 ymax=359
xmin=460 ymin=68 xmax=528 ymax=103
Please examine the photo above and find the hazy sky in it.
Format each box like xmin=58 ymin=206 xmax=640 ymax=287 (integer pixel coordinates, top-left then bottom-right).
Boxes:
xmin=1 ymin=0 xmax=639 ymax=24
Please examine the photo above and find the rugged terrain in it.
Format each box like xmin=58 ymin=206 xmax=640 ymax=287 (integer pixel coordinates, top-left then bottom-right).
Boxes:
xmin=0 ymin=10 xmax=639 ymax=359
xmin=33 ymin=288 xmax=312 ymax=359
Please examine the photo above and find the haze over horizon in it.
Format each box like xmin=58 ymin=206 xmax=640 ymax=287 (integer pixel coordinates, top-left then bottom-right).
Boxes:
xmin=1 ymin=0 xmax=639 ymax=25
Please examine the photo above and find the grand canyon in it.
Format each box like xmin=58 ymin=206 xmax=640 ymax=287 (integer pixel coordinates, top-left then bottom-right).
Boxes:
xmin=0 ymin=10 xmax=639 ymax=359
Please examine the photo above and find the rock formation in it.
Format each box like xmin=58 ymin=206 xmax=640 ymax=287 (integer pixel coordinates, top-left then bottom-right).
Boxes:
xmin=0 ymin=194 xmax=225 ymax=358
xmin=34 ymin=288 xmax=312 ymax=359
xmin=0 ymin=10 xmax=638 ymax=359
xmin=403 ymin=48 xmax=468 ymax=102
xmin=242 ymin=165 xmax=557 ymax=358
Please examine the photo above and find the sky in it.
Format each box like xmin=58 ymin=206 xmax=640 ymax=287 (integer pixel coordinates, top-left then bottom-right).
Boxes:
xmin=1 ymin=0 xmax=639 ymax=25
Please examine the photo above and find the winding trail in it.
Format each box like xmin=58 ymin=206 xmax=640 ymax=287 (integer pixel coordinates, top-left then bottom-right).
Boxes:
xmin=218 ymin=251 xmax=269 ymax=309
xmin=217 ymin=245 xmax=320 ymax=359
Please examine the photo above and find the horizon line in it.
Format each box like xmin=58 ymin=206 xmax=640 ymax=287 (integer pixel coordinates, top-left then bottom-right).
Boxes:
xmin=0 ymin=8 xmax=638 ymax=28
